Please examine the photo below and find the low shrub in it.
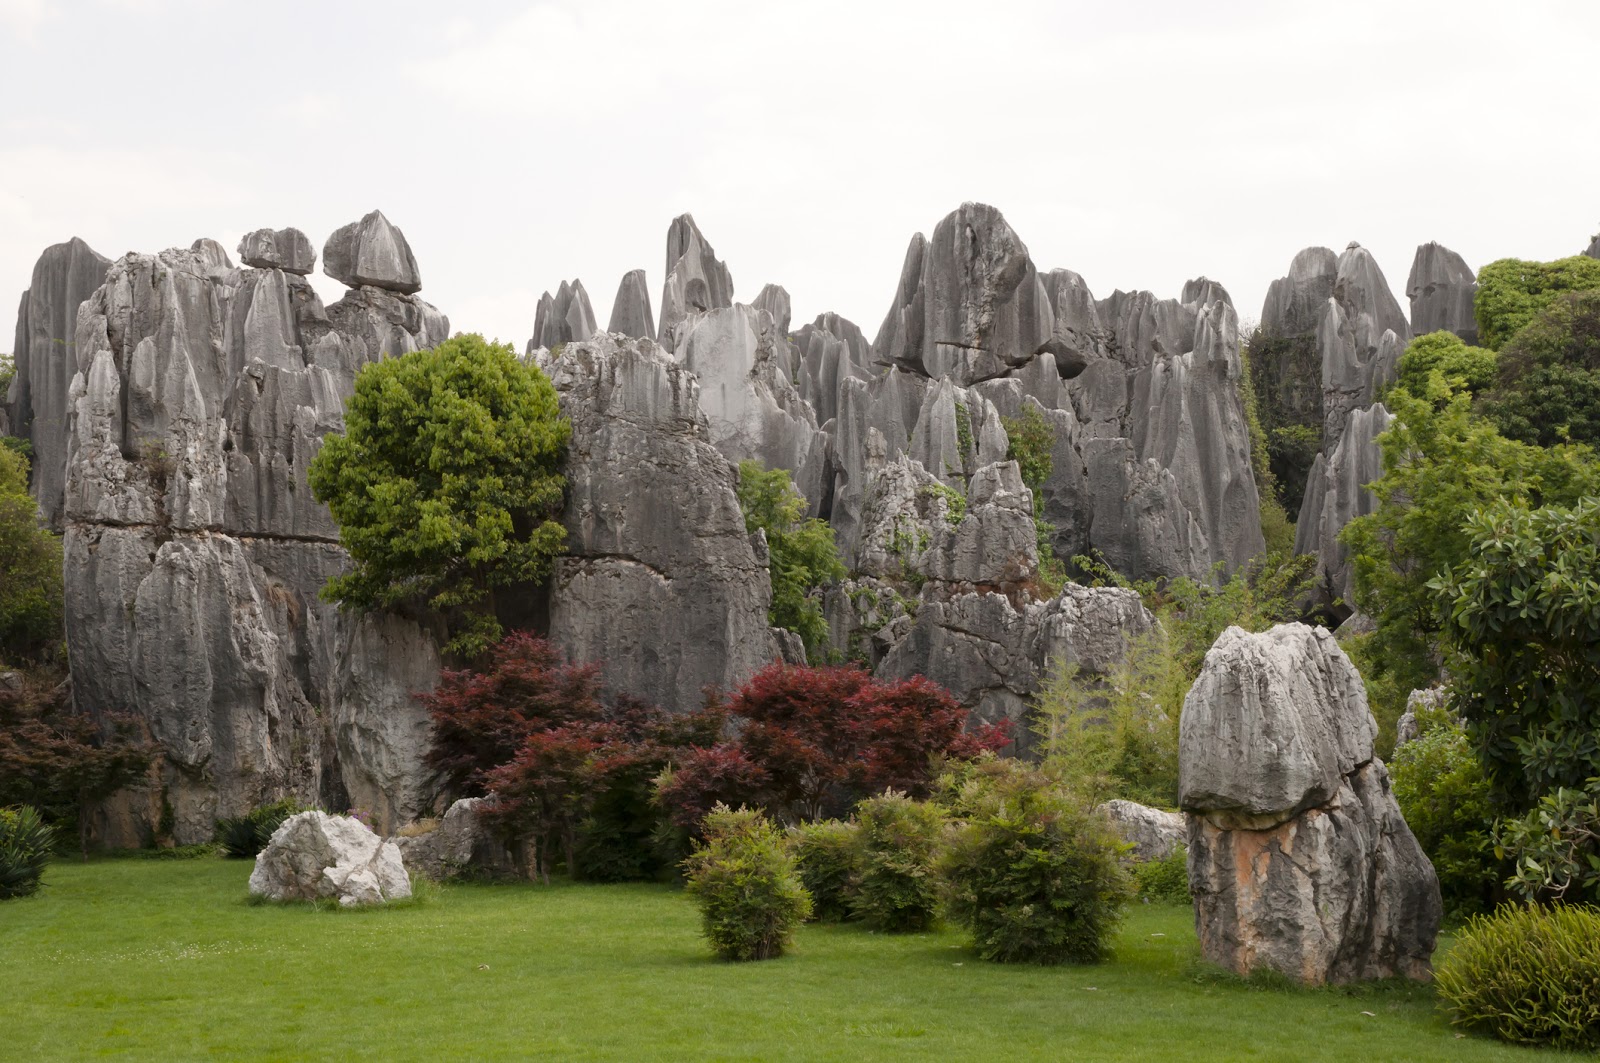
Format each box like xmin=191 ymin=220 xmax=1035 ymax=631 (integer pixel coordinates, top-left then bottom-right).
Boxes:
xmin=1133 ymin=846 xmax=1190 ymax=905
xmin=790 ymin=819 xmax=857 ymax=922
xmin=1435 ymin=904 xmax=1600 ymax=1049
xmin=942 ymin=775 xmax=1132 ymax=964
xmin=683 ymin=805 xmax=811 ymax=961
xmin=848 ymin=791 xmax=945 ymax=933
xmin=1390 ymin=717 xmax=1501 ymax=916
xmin=0 ymin=805 xmax=55 ymax=900
xmin=217 ymin=799 xmax=306 ymax=859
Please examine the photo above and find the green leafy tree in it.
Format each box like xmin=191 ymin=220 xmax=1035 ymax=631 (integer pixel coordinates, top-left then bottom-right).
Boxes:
xmin=1389 ymin=330 xmax=1497 ymax=401
xmin=1390 ymin=713 xmax=1501 ymax=917
xmin=0 ymin=446 xmax=62 ymax=664
xmin=735 ymin=460 xmax=845 ymax=659
xmin=1341 ymin=379 xmax=1600 ymax=719
xmin=308 ymin=335 xmax=570 ymax=658
xmin=1474 ymin=255 xmax=1600 ymax=350
xmin=1482 ymin=290 xmax=1600 ymax=449
xmin=1002 ymin=403 xmax=1066 ymax=592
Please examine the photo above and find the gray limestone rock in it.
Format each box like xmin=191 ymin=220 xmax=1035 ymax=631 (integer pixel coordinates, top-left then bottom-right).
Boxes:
xmin=1586 ymin=232 xmax=1600 ymax=260
xmin=322 ymin=210 xmax=422 ymax=294
xmin=543 ymin=333 xmax=780 ymax=711
xmin=395 ymin=797 xmax=516 ymax=881
xmin=793 ymin=312 xmax=873 ymax=426
xmin=62 ymin=240 xmax=446 ymax=846
xmin=238 ymin=227 xmax=316 ymax=275
xmin=607 ymin=268 xmax=655 ymax=339
xmin=5 ymin=237 xmax=110 ymax=528
xmin=873 ymin=203 xmax=1052 ymax=385
xmin=248 ymin=811 xmax=412 ymax=906
xmin=1293 ymin=403 xmax=1392 ymax=608
xmin=1395 ymin=686 xmax=1451 ymax=748
xmin=1098 ymin=799 xmax=1186 ymax=862
xmin=1179 ymin=623 xmax=1440 ymax=984
xmin=529 ymin=278 xmax=597 ymax=352
xmin=1406 ymin=242 xmax=1477 ymax=344
xmin=658 ymin=213 xmax=733 ymax=346
xmin=1260 ymin=247 xmax=1337 ymax=340
xmin=750 ymin=284 xmax=792 ymax=338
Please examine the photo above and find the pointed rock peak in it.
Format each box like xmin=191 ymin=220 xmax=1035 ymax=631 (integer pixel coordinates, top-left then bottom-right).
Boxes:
xmin=1585 ymin=231 xmax=1600 ymax=260
xmin=659 ymin=213 xmax=733 ymax=344
xmin=751 ymin=284 xmax=791 ymax=337
xmin=238 ymin=227 xmax=316 ymax=275
xmin=189 ymin=238 xmax=235 ymax=277
xmin=1345 ymin=241 xmax=1363 ymax=251
xmin=607 ymin=269 xmax=655 ymax=339
xmin=530 ymin=278 xmax=597 ymax=352
xmin=323 ymin=210 xmax=422 ymax=294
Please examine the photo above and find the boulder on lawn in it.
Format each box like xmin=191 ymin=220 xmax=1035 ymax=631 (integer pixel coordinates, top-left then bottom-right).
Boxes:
xmin=1098 ymin=799 xmax=1185 ymax=862
xmin=395 ymin=798 xmax=515 ymax=881
xmin=247 ymin=811 xmax=411 ymax=906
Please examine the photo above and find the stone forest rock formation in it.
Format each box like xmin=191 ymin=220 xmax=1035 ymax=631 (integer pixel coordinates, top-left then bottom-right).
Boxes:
xmin=1179 ymin=624 xmax=1442 ymax=985
xmin=7 ymin=200 xmax=1325 ymax=847
xmin=248 ymin=810 xmax=411 ymax=906
xmin=1406 ymin=242 xmax=1478 ymax=345
xmin=59 ymin=214 xmax=447 ymax=845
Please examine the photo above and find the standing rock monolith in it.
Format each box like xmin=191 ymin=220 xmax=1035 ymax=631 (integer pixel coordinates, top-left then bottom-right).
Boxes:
xmin=1406 ymin=242 xmax=1477 ymax=344
xmin=607 ymin=268 xmax=655 ymax=339
xmin=1179 ymin=624 xmax=1441 ymax=985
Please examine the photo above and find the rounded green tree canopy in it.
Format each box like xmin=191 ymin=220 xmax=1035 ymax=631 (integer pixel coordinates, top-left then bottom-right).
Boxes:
xmin=308 ymin=334 xmax=570 ymax=657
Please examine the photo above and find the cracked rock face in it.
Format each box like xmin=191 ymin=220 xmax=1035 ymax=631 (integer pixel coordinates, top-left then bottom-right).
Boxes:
xmin=238 ymin=227 xmax=316 ymax=275
xmin=249 ymin=811 xmax=412 ymax=906
xmin=62 ymin=219 xmax=446 ymax=846
xmin=1179 ymin=624 xmax=1441 ymax=985
xmin=543 ymin=333 xmax=779 ymax=711
xmin=1293 ymin=403 xmax=1392 ymax=607
xmin=5 ymin=237 xmax=111 ymax=528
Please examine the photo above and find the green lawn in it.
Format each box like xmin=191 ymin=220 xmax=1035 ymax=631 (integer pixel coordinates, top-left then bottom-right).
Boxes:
xmin=0 ymin=859 xmax=1578 ymax=1062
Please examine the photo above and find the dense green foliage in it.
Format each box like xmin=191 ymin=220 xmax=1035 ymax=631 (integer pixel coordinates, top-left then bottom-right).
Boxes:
xmin=1133 ymin=846 xmax=1191 ymax=905
xmin=1432 ymin=499 xmax=1600 ymax=810
xmin=0 ymin=805 xmax=54 ymax=900
xmin=1001 ymin=403 xmax=1067 ymax=593
xmin=942 ymin=764 xmax=1132 ymax=964
xmin=789 ymin=819 xmax=857 ymax=922
xmin=1436 ymin=904 xmax=1600 ymax=1049
xmin=1483 ymin=290 xmax=1600 ymax=449
xmin=736 ymin=460 xmax=846 ymax=659
xmin=1496 ymin=780 xmax=1600 ymax=905
xmin=1244 ymin=329 xmax=1323 ymax=521
xmin=847 ymin=791 xmax=945 ymax=933
xmin=308 ymin=335 xmax=570 ymax=658
xmin=1238 ymin=334 xmax=1298 ymax=551
xmin=682 ymin=805 xmax=811 ymax=961
xmin=215 ymin=800 xmax=305 ymax=860
xmin=6 ymin=860 xmax=1580 ymax=1061
xmin=0 ymin=446 xmax=63 ymax=664
xmin=1391 ymin=713 xmax=1500 ymax=917
xmin=1392 ymin=331 xmax=1498 ymax=400
xmin=1341 ymin=380 xmax=1600 ymax=730
xmin=1475 ymin=256 xmax=1600 ymax=351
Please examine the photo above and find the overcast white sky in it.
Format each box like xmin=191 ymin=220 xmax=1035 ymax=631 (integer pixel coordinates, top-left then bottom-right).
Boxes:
xmin=2 ymin=0 xmax=1597 ymax=349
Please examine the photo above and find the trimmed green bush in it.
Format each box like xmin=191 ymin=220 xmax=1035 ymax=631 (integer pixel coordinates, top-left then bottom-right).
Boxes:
xmin=216 ymin=799 xmax=306 ymax=860
xmin=1390 ymin=717 xmax=1500 ymax=916
xmin=0 ymin=805 xmax=55 ymax=900
xmin=683 ymin=805 xmax=811 ymax=961
xmin=1436 ymin=904 xmax=1600 ymax=1049
xmin=848 ymin=791 xmax=945 ymax=933
xmin=1133 ymin=846 xmax=1190 ymax=905
xmin=943 ymin=775 xmax=1132 ymax=963
xmin=790 ymin=819 xmax=857 ymax=922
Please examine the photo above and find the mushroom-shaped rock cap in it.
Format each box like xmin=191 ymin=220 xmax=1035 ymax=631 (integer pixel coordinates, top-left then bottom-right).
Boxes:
xmin=322 ymin=210 xmax=422 ymax=294
xmin=1178 ymin=623 xmax=1376 ymax=827
xmin=239 ymin=227 xmax=317 ymax=275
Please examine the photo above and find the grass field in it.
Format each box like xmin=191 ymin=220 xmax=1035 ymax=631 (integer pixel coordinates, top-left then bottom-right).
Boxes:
xmin=0 ymin=858 xmax=1579 ymax=1062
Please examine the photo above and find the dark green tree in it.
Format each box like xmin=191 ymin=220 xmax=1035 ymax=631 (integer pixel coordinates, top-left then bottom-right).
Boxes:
xmin=1482 ymin=290 xmax=1600 ymax=449
xmin=1390 ymin=330 xmax=1497 ymax=401
xmin=0 ymin=446 xmax=62 ymax=664
xmin=735 ymin=460 xmax=845 ymax=659
xmin=308 ymin=335 xmax=570 ymax=657
xmin=1474 ymin=255 xmax=1600 ymax=350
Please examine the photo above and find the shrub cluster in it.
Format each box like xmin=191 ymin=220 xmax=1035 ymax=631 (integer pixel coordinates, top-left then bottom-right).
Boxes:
xmin=1132 ymin=846 xmax=1189 ymax=905
xmin=1436 ymin=904 xmax=1600 ymax=1049
xmin=0 ymin=805 xmax=54 ymax=900
xmin=942 ymin=762 xmax=1133 ymax=963
xmin=683 ymin=805 xmax=811 ymax=961
xmin=789 ymin=820 xmax=857 ymax=923
xmin=216 ymin=799 xmax=305 ymax=859
xmin=848 ymin=791 xmax=945 ymax=933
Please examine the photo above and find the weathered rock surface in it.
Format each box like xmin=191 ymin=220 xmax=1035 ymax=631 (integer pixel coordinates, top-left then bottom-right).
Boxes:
xmin=322 ymin=209 xmax=422 ymax=294
xmin=658 ymin=213 xmax=733 ymax=346
xmin=238 ymin=227 xmax=316 ymax=275
xmin=248 ymin=811 xmax=412 ymax=906
xmin=1261 ymin=247 xmax=1338 ymax=340
xmin=1395 ymin=685 xmax=1450 ymax=748
xmin=1586 ymin=232 xmax=1600 ymax=260
xmin=1099 ymin=799 xmax=1186 ymax=862
xmin=1294 ymin=403 xmax=1392 ymax=607
xmin=1406 ymin=242 xmax=1477 ymax=344
xmin=62 ymin=218 xmax=446 ymax=846
xmin=529 ymin=278 xmax=597 ymax=352
xmin=1179 ymin=624 xmax=1441 ymax=985
xmin=607 ymin=268 xmax=655 ymax=339
xmin=395 ymin=797 xmax=516 ymax=881
xmin=5 ymin=238 xmax=111 ymax=527
xmin=543 ymin=333 xmax=780 ymax=711
xmin=875 ymin=585 xmax=1154 ymax=750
